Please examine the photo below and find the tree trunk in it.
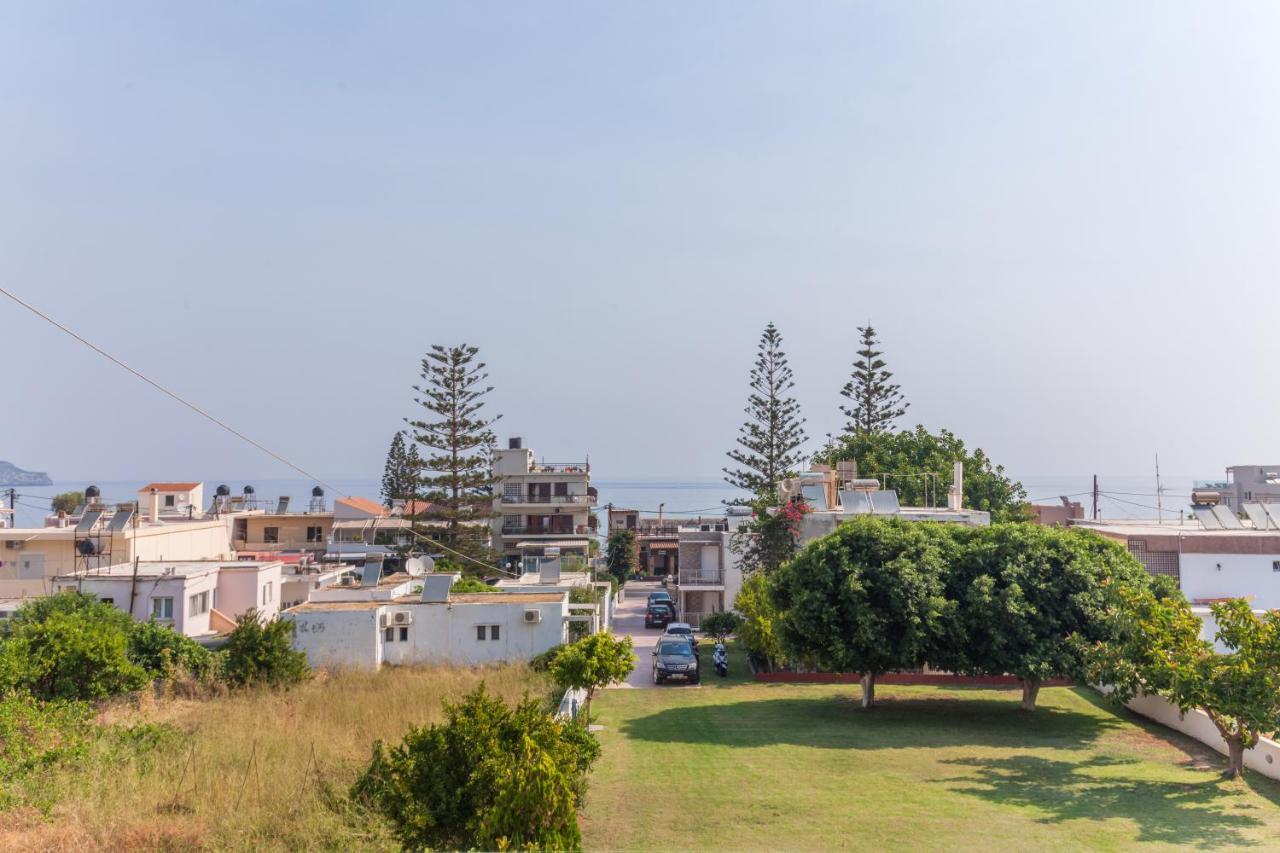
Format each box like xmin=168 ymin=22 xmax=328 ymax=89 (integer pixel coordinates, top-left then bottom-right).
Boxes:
xmin=860 ymin=673 xmax=876 ymax=709
xmin=1226 ymin=736 xmax=1245 ymax=779
xmin=1020 ymin=679 xmax=1040 ymax=712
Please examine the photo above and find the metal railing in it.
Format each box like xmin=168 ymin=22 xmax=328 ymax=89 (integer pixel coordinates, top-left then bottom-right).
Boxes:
xmin=501 ymin=493 xmax=596 ymax=505
xmin=678 ymin=569 xmax=725 ymax=586
xmin=500 ymin=525 xmax=592 ymax=536
xmin=532 ymin=462 xmax=589 ymax=474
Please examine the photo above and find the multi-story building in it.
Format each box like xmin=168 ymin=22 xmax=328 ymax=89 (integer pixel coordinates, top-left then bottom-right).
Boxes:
xmin=1194 ymin=465 xmax=1280 ymax=511
xmin=606 ymin=508 xmax=729 ymax=577
xmin=492 ymin=437 xmax=596 ymax=573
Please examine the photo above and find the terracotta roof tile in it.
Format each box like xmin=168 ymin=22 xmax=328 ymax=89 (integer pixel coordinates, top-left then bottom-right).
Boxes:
xmin=139 ymin=482 xmax=201 ymax=492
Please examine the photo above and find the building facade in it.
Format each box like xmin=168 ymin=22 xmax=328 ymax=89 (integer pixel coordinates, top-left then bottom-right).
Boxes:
xmin=492 ymin=437 xmax=596 ymax=573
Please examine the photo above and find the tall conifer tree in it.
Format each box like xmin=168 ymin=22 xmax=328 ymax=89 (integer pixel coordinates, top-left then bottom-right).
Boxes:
xmin=723 ymin=323 xmax=807 ymax=503
xmin=840 ymin=325 xmax=908 ymax=435
xmin=379 ymin=431 xmax=419 ymax=509
xmin=407 ymin=344 xmax=501 ymax=562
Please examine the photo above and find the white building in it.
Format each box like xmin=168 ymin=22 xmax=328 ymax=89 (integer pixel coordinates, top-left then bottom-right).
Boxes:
xmin=52 ymin=560 xmax=283 ymax=637
xmin=1193 ymin=466 xmax=1280 ymax=512
xmin=492 ymin=437 xmax=597 ymax=574
xmin=285 ymin=571 xmax=571 ymax=669
xmin=1075 ymin=517 xmax=1280 ymax=611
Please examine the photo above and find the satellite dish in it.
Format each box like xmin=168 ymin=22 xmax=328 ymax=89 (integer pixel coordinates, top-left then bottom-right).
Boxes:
xmin=405 ymin=557 xmax=430 ymax=578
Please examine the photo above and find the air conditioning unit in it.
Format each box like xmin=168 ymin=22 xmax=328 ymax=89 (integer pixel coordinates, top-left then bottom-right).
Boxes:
xmin=379 ymin=613 xmax=389 ymax=629
xmin=392 ymin=611 xmax=412 ymax=626
xmin=4 ymin=541 xmax=22 ymax=550
xmin=523 ymin=609 xmax=542 ymax=624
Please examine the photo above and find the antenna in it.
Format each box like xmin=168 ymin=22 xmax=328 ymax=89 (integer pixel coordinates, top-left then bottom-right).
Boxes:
xmin=1155 ymin=452 xmax=1164 ymax=525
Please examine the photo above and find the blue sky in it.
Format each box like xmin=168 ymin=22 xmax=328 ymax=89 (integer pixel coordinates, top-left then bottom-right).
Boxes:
xmin=3 ymin=2 xmax=1279 ymax=483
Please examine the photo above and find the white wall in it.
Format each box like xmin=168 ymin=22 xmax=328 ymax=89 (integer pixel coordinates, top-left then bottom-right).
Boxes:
xmin=216 ymin=563 xmax=282 ymax=621
xmin=1180 ymin=553 xmax=1280 ymax=610
xmin=1122 ymin=691 xmax=1280 ymax=782
xmin=57 ymin=572 xmax=218 ymax=637
xmin=287 ymin=597 xmax=568 ymax=670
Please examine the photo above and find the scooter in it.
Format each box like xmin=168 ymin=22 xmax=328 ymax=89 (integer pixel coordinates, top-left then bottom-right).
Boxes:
xmin=713 ymin=642 xmax=728 ymax=678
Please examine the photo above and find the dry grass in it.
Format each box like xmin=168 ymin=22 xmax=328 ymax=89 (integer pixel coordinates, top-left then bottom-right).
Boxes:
xmin=0 ymin=664 xmax=550 ymax=851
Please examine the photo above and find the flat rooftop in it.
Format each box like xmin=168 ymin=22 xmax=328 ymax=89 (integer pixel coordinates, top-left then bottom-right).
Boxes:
xmin=54 ymin=560 xmax=279 ymax=580
xmin=288 ymin=591 xmax=564 ymax=613
xmin=1075 ymin=519 xmax=1280 ymax=538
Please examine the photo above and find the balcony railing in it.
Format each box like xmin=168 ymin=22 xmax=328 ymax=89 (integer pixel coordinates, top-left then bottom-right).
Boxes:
xmin=501 ymin=494 xmax=596 ymax=505
xmin=530 ymin=462 xmax=590 ymax=474
xmin=678 ymin=569 xmax=725 ymax=586
xmin=501 ymin=525 xmax=592 ymax=537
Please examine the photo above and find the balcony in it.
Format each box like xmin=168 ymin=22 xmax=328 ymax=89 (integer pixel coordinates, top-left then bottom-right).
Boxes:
xmin=501 ymin=525 xmax=592 ymax=537
xmin=529 ymin=462 xmax=589 ymax=474
xmin=501 ymin=493 xmax=596 ymax=505
xmin=678 ymin=568 xmax=724 ymax=586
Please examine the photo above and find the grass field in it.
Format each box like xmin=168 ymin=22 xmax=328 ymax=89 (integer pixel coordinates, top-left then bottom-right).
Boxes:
xmin=580 ymin=643 xmax=1280 ymax=851
xmin=0 ymin=664 xmax=549 ymax=852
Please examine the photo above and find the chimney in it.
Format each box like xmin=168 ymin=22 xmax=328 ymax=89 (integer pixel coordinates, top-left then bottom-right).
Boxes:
xmin=420 ymin=572 xmax=459 ymax=602
xmin=948 ymin=462 xmax=964 ymax=511
xmin=149 ymin=488 xmax=160 ymax=523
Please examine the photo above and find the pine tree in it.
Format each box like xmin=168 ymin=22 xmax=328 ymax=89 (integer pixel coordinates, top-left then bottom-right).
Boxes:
xmin=723 ymin=323 xmax=807 ymax=503
xmin=379 ymin=432 xmax=419 ymax=509
xmin=406 ymin=345 xmax=502 ymax=563
xmin=840 ymin=325 xmax=908 ymax=435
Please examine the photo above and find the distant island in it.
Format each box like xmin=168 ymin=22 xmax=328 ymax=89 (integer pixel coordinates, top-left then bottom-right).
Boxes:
xmin=0 ymin=461 xmax=52 ymax=486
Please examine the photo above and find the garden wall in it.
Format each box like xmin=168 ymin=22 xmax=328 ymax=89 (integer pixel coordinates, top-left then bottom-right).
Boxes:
xmin=753 ymin=671 xmax=1072 ymax=687
xmin=1120 ymin=691 xmax=1280 ymax=782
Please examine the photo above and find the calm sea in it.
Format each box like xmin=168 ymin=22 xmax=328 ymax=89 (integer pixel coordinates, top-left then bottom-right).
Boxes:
xmin=6 ymin=472 xmax=1198 ymax=530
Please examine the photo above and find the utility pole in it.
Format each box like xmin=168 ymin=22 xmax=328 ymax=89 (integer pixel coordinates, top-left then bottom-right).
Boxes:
xmin=1155 ymin=453 xmax=1164 ymax=525
xmin=4 ymin=489 xmax=14 ymax=529
xmin=1091 ymin=475 xmax=1099 ymax=520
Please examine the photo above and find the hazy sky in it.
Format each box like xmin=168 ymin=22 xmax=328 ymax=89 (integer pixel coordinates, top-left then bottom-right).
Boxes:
xmin=3 ymin=2 xmax=1278 ymax=485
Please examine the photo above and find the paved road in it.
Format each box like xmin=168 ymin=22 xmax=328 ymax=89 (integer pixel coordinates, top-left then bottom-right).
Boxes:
xmin=609 ymin=580 xmax=700 ymax=689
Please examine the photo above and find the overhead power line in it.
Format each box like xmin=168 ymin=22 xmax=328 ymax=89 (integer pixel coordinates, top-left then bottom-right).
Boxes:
xmin=0 ymin=286 xmax=341 ymax=495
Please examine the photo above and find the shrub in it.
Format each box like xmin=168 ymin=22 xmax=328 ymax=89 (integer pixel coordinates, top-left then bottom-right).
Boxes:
xmin=1 ymin=593 xmax=147 ymax=701
xmin=450 ymin=577 xmax=500 ymax=594
xmin=568 ymin=586 xmax=602 ymax=641
xmin=530 ymin=644 xmax=566 ymax=672
xmin=352 ymin=685 xmax=599 ymax=851
xmin=220 ymin=610 xmax=309 ymax=689
xmin=128 ymin=620 xmax=216 ymax=682
xmin=550 ymin=633 xmax=634 ymax=721
xmin=734 ymin=573 xmax=784 ymax=670
xmin=0 ymin=694 xmax=94 ymax=805
xmin=700 ymin=610 xmax=742 ymax=641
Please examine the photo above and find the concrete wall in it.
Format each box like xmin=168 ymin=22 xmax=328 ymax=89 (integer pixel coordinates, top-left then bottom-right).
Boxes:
xmin=1180 ymin=553 xmax=1280 ymax=610
xmin=288 ymin=597 xmax=568 ymax=670
xmin=56 ymin=572 xmax=219 ymax=637
xmin=1122 ymin=691 xmax=1280 ymax=782
xmin=240 ymin=515 xmax=331 ymax=551
xmin=217 ymin=563 xmax=283 ymax=621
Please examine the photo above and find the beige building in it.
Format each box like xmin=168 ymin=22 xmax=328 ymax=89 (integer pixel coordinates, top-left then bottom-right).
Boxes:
xmin=492 ymin=437 xmax=597 ymax=573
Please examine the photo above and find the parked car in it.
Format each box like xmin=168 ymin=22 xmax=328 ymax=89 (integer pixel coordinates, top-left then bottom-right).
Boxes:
xmin=645 ymin=604 xmax=673 ymax=629
xmin=652 ymin=637 xmax=700 ymax=684
xmin=647 ymin=590 xmax=673 ymax=607
xmin=663 ymin=622 xmax=698 ymax=652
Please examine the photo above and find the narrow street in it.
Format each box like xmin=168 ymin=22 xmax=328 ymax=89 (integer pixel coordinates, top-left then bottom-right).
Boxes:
xmin=609 ymin=579 xmax=697 ymax=689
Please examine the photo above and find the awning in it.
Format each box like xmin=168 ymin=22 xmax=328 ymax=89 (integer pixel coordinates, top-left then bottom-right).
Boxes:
xmin=646 ymin=541 xmax=679 ymax=551
xmin=515 ymin=539 xmax=590 ymax=550
xmin=332 ymin=518 xmax=411 ymax=530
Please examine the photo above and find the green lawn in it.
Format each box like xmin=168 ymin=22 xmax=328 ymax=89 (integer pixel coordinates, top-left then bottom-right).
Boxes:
xmin=580 ymin=644 xmax=1280 ymax=851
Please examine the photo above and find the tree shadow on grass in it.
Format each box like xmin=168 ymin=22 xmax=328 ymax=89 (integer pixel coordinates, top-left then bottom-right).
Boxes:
xmin=939 ymin=754 xmax=1270 ymax=849
xmin=620 ymin=693 xmax=1123 ymax=751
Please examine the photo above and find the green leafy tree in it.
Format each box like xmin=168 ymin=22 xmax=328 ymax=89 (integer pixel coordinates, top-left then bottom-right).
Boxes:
xmin=699 ymin=610 xmax=741 ymax=642
xmin=1090 ymin=592 xmax=1280 ymax=778
xmin=128 ymin=620 xmax=216 ymax=682
xmin=449 ymin=577 xmax=500 ymax=594
xmin=730 ymin=499 xmax=809 ymax=575
xmin=351 ymin=685 xmax=599 ymax=851
xmin=379 ymin=431 xmax=420 ymax=509
xmin=406 ymin=344 xmax=502 ymax=565
xmin=734 ymin=572 xmax=785 ymax=670
xmin=220 ymin=611 xmax=309 ymax=689
xmin=724 ymin=323 xmax=808 ymax=504
xmin=567 ymin=586 xmax=603 ymax=641
xmin=49 ymin=491 xmax=85 ymax=516
xmin=772 ymin=517 xmax=949 ymax=708
xmin=550 ymin=632 xmax=635 ymax=722
xmin=840 ymin=324 xmax=908 ymax=435
xmin=0 ymin=593 xmax=147 ymax=701
xmin=605 ymin=528 xmax=637 ymax=585
xmin=0 ymin=694 xmax=94 ymax=802
xmin=824 ymin=425 xmax=1028 ymax=522
xmin=933 ymin=524 xmax=1155 ymax=710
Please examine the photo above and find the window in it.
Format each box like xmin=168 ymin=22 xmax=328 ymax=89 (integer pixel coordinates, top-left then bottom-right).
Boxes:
xmin=263 ymin=526 xmax=280 ymax=544
xmin=151 ymin=597 xmax=174 ymax=620
xmin=1273 ymin=561 xmax=1280 ymax=573
xmin=306 ymin=525 xmax=323 ymax=543
xmin=490 ymin=624 xmax=500 ymax=641
xmin=188 ymin=591 xmax=209 ymax=616
xmin=554 ymin=482 xmax=568 ymax=497
xmin=262 ymin=582 xmax=273 ymax=605
xmin=476 ymin=624 xmax=501 ymax=641
xmin=476 ymin=625 xmax=487 ymax=641
xmin=384 ymin=626 xmax=395 ymax=642
xmin=164 ymin=494 xmax=176 ymax=508
xmin=399 ymin=626 xmax=408 ymax=642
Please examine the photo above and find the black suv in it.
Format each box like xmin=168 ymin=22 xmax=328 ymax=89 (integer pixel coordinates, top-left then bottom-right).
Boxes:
xmin=645 ymin=603 xmax=674 ymax=629
xmin=652 ymin=637 xmax=699 ymax=684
